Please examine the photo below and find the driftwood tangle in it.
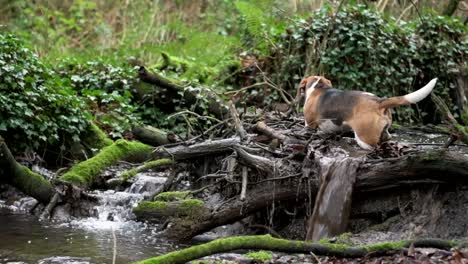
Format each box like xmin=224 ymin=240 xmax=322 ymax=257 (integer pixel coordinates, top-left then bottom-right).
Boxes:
xmin=133 ymin=114 xmax=468 ymax=242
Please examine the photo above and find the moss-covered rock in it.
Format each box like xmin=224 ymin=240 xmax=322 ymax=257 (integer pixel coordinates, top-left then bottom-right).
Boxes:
xmin=133 ymin=199 xmax=205 ymax=220
xmin=134 ymin=201 xmax=169 ymax=212
xmin=244 ymin=250 xmax=273 ymax=262
xmin=154 ymin=191 xmax=190 ymax=202
xmin=60 ymin=139 xmax=152 ymax=187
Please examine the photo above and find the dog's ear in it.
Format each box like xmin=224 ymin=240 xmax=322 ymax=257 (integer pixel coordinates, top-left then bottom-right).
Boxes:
xmin=299 ymin=78 xmax=308 ymax=93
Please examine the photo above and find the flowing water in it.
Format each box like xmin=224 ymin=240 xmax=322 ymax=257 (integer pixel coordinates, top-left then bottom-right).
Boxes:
xmin=0 ymin=173 xmax=178 ymax=264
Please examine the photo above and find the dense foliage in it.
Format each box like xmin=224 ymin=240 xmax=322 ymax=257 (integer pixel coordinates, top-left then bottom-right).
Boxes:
xmin=0 ymin=33 xmax=90 ymax=152
xmin=56 ymin=60 xmax=139 ymax=138
xmin=263 ymin=5 xmax=467 ymax=123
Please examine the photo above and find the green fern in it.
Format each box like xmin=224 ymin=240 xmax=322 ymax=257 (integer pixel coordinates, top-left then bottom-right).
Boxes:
xmin=234 ymin=1 xmax=266 ymax=36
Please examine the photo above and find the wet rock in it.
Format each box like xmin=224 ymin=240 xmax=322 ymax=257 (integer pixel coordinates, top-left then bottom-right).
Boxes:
xmin=31 ymin=164 xmax=55 ymax=180
xmin=127 ymin=174 xmax=166 ymax=196
xmin=13 ymin=197 xmax=38 ymax=212
xmin=106 ymin=177 xmax=125 ymax=189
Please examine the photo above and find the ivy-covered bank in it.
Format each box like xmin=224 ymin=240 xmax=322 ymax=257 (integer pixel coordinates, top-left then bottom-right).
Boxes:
xmin=254 ymin=5 xmax=467 ymax=123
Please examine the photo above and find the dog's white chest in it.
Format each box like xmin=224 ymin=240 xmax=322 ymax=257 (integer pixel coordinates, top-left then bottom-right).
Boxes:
xmin=318 ymin=119 xmax=347 ymax=134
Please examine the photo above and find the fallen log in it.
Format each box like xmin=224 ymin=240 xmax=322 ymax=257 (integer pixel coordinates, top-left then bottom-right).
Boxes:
xmin=153 ymin=183 xmax=311 ymax=240
xmin=132 ymin=125 xmax=171 ymax=146
xmin=120 ymin=158 xmax=174 ymax=181
xmin=356 ymin=150 xmax=468 ymax=192
xmin=138 ymin=66 xmax=229 ymax=119
xmin=60 ymin=139 xmax=153 ymax=187
xmin=152 ymin=137 xmax=241 ymax=160
xmin=139 ymin=147 xmax=468 ymax=241
xmin=133 ymin=234 xmax=457 ymax=264
xmin=0 ymin=139 xmax=54 ymax=204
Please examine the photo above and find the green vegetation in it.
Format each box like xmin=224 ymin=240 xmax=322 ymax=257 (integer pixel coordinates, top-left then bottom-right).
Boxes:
xmin=244 ymin=250 xmax=273 ymax=262
xmin=0 ymin=1 xmax=466 ymax=158
xmin=264 ymin=5 xmax=467 ymax=123
xmin=60 ymin=139 xmax=152 ymax=187
xmin=154 ymin=191 xmax=190 ymax=202
xmin=0 ymin=33 xmax=90 ymax=153
xmin=120 ymin=158 xmax=174 ymax=181
xmin=134 ymin=201 xmax=169 ymax=212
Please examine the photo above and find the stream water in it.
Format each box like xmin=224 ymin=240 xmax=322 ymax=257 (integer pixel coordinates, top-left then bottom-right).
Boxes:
xmin=0 ymin=173 xmax=178 ymax=264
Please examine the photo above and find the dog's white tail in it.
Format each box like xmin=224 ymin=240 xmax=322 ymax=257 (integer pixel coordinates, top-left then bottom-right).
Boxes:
xmin=379 ymin=78 xmax=438 ymax=109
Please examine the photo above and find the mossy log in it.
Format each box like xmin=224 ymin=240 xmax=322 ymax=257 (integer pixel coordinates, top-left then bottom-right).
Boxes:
xmin=133 ymin=234 xmax=457 ymax=264
xmin=60 ymin=139 xmax=153 ymax=187
xmin=133 ymin=199 xmax=206 ymax=221
xmin=0 ymin=140 xmax=54 ymax=204
xmin=84 ymin=123 xmax=113 ymax=149
xmin=152 ymin=137 xmax=241 ymax=160
xmin=165 ymin=184 xmax=311 ymax=240
xmin=132 ymin=125 xmax=171 ymax=146
xmin=121 ymin=158 xmax=174 ymax=181
xmin=138 ymin=66 xmax=229 ymax=119
xmin=150 ymin=149 xmax=468 ymax=241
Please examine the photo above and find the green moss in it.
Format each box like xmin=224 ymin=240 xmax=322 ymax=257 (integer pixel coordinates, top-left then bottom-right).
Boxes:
xmin=87 ymin=123 xmax=113 ymax=149
xmin=179 ymin=199 xmax=204 ymax=217
xmin=121 ymin=158 xmax=174 ymax=181
xmin=335 ymin=232 xmax=353 ymax=245
xmin=154 ymin=191 xmax=190 ymax=202
xmin=317 ymin=240 xmax=349 ymax=252
xmin=360 ymin=240 xmax=407 ymax=251
xmin=245 ymin=250 xmax=273 ymax=261
xmin=133 ymin=201 xmax=169 ymax=212
xmin=121 ymin=168 xmax=139 ymax=181
xmin=60 ymin=139 xmax=152 ymax=187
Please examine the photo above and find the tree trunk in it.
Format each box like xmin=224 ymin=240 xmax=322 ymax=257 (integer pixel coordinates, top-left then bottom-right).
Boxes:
xmin=443 ymin=0 xmax=461 ymax=16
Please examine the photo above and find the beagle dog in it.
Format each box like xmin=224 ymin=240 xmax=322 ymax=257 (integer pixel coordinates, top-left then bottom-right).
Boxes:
xmin=300 ymin=76 xmax=438 ymax=149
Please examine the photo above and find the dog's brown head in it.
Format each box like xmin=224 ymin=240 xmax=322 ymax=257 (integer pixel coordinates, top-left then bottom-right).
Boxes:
xmin=299 ymin=75 xmax=332 ymax=94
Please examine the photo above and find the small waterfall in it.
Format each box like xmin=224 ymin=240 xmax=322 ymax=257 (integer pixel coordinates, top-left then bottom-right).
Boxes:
xmin=70 ymin=173 xmax=167 ymax=230
xmin=306 ymin=156 xmax=361 ymax=241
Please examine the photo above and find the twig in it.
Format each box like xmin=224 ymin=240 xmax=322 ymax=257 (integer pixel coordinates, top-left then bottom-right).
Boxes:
xmin=223 ymin=82 xmax=268 ymax=96
xmin=397 ymin=0 xmax=419 ymax=22
xmin=310 ymin=251 xmax=322 ymax=264
xmin=39 ymin=192 xmax=60 ymax=221
xmin=186 ymin=119 xmax=231 ymax=143
xmin=228 ymin=101 xmax=248 ymax=140
xmin=190 ymin=184 xmax=215 ymax=195
xmin=240 ymin=166 xmax=248 ymax=201
xmin=168 ymin=110 xmax=223 ymax=124
xmin=248 ymin=224 xmax=282 ymax=238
